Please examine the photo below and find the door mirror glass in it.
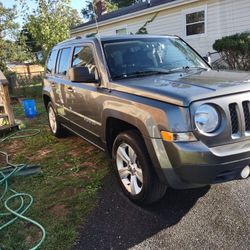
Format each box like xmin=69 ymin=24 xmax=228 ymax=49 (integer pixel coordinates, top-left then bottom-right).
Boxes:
xmin=69 ymin=67 xmax=97 ymax=83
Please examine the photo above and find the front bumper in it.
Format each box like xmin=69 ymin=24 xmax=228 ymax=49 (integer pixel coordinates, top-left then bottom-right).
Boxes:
xmin=164 ymin=139 xmax=250 ymax=187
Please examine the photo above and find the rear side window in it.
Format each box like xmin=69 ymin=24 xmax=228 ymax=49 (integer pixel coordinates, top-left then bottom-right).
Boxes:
xmin=46 ymin=50 xmax=58 ymax=73
xmin=72 ymin=46 xmax=96 ymax=74
xmin=57 ymin=48 xmax=71 ymax=75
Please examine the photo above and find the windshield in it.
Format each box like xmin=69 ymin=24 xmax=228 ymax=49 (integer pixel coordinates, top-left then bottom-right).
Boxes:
xmin=102 ymin=37 xmax=209 ymax=80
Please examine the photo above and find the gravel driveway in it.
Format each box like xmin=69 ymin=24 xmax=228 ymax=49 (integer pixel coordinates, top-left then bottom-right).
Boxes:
xmin=73 ymin=172 xmax=250 ymax=250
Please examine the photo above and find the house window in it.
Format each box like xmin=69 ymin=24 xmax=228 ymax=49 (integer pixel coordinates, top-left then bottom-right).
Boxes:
xmin=116 ymin=28 xmax=127 ymax=35
xmin=185 ymin=7 xmax=206 ymax=36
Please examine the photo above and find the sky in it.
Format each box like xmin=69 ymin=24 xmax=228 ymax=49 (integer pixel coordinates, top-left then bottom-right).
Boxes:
xmin=2 ymin=0 xmax=86 ymax=27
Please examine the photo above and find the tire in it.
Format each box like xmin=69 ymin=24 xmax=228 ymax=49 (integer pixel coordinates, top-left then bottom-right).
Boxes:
xmin=47 ymin=102 xmax=67 ymax=138
xmin=112 ymin=130 xmax=167 ymax=205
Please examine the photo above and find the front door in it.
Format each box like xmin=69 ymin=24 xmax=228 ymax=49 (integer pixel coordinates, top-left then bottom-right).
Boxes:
xmin=63 ymin=44 xmax=104 ymax=148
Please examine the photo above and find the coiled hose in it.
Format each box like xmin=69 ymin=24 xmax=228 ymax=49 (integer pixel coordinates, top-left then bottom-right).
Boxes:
xmin=0 ymin=129 xmax=46 ymax=249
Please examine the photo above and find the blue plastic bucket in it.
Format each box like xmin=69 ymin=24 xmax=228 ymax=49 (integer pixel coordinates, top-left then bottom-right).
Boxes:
xmin=22 ymin=99 xmax=37 ymax=118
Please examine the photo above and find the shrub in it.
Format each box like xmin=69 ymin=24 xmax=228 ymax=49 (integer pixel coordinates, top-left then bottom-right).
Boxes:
xmin=213 ymin=32 xmax=250 ymax=71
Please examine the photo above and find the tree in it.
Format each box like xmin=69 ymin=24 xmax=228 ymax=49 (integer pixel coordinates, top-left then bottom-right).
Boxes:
xmin=213 ymin=32 xmax=250 ymax=71
xmin=135 ymin=12 xmax=158 ymax=34
xmin=111 ymin=0 xmax=134 ymax=8
xmin=19 ymin=0 xmax=83 ymax=61
xmin=0 ymin=2 xmax=31 ymax=71
xmin=81 ymin=0 xmax=118 ymax=20
xmin=20 ymin=27 xmax=42 ymax=53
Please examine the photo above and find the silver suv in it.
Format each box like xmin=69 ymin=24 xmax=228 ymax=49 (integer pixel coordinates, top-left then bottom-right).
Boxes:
xmin=43 ymin=35 xmax=250 ymax=204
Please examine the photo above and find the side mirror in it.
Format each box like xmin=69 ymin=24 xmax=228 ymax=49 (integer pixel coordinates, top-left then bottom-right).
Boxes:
xmin=68 ymin=67 xmax=97 ymax=83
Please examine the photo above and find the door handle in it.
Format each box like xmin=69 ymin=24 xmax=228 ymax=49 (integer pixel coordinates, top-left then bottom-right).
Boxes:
xmin=67 ymin=86 xmax=74 ymax=93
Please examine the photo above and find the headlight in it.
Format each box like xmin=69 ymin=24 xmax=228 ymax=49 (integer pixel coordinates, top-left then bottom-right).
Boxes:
xmin=194 ymin=104 xmax=220 ymax=133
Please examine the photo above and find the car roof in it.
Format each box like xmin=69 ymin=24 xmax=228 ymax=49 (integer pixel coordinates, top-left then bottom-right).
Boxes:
xmin=53 ymin=34 xmax=178 ymax=49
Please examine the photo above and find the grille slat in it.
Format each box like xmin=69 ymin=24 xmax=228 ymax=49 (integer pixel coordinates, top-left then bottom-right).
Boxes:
xmin=242 ymin=101 xmax=250 ymax=132
xmin=229 ymin=103 xmax=239 ymax=136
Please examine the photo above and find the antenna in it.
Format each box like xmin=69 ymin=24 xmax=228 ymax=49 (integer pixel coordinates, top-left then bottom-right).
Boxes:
xmin=91 ymin=1 xmax=101 ymax=40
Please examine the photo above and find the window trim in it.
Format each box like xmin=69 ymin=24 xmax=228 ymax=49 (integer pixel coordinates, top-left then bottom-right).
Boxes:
xmin=182 ymin=5 xmax=207 ymax=38
xmin=55 ymin=47 xmax=72 ymax=77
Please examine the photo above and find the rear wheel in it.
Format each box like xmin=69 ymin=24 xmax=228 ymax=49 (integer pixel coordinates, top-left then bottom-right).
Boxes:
xmin=112 ymin=130 xmax=167 ymax=205
xmin=47 ymin=102 xmax=67 ymax=137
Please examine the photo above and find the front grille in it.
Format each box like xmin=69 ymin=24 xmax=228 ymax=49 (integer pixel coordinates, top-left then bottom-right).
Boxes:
xmin=229 ymin=103 xmax=239 ymax=135
xmin=242 ymin=101 xmax=250 ymax=132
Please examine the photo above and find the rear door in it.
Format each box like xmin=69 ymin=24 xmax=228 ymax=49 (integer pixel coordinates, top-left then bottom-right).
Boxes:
xmin=45 ymin=49 xmax=61 ymax=106
xmin=53 ymin=47 xmax=72 ymax=117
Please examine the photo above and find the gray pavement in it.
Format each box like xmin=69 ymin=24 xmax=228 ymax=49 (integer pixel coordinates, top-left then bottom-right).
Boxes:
xmin=73 ymin=173 xmax=250 ymax=250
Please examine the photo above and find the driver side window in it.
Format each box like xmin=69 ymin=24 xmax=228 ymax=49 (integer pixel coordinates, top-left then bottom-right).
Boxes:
xmin=72 ymin=46 xmax=96 ymax=74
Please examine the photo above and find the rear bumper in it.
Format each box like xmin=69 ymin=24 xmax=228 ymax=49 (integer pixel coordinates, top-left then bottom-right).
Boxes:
xmin=145 ymin=137 xmax=250 ymax=189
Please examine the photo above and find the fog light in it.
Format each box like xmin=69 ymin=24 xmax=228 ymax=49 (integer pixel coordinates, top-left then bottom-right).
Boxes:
xmin=241 ymin=165 xmax=250 ymax=179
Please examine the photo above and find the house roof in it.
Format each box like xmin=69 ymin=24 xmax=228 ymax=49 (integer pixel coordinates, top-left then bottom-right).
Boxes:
xmin=72 ymin=0 xmax=177 ymax=31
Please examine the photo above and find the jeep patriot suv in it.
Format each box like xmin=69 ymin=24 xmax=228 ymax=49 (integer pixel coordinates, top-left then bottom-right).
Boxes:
xmin=43 ymin=35 xmax=250 ymax=204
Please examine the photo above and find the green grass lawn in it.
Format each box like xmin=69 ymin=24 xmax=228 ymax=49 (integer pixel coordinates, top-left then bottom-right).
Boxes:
xmin=0 ymin=99 xmax=110 ymax=250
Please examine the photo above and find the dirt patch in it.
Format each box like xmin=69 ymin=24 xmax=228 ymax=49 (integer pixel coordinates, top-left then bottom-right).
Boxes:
xmin=29 ymin=148 xmax=52 ymax=161
xmin=49 ymin=204 xmax=69 ymax=218
xmin=1 ymin=140 xmax=21 ymax=154
xmin=25 ymin=229 xmax=43 ymax=247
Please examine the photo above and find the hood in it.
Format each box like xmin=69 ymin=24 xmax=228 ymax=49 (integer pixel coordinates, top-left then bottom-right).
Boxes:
xmin=111 ymin=70 xmax=250 ymax=106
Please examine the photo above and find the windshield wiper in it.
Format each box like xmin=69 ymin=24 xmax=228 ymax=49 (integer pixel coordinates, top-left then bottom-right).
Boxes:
xmin=184 ymin=66 xmax=208 ymax=71
xmin=123 ymin=70 xmax=173 ymax=78
xmin=112 ymin=66 xmax=208 ymax=80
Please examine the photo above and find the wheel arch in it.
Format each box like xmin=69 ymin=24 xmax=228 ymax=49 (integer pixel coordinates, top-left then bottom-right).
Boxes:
xmin=43 ymin=94 xmax=51 ymax=110
xmin=103 ymin=110 xmax=167 ymax=184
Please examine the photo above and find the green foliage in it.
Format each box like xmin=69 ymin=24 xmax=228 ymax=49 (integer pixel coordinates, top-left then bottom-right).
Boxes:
xmin=0 ymin=3 xmax=32 ymax=71
xmin=81 ymin=0 xmax=118 ymax=20
xmin=135 ymin=12 xmax=158 ymax=35
xmin=0 ymin=2 xmax=18 ymax=36
xmin=111 ymin=0 xmax=134 ymax=8
xmin=20 ymin=27 xmax=42 ymax=53
xmin=19 ymin=0 xmax=82 ymax=62
xmin=213 ymin=32 xmax=250 ymax=71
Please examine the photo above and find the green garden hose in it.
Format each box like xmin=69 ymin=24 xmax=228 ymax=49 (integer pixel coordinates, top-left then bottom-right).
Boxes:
xmin=0 ymin=129 xmax=46 ymax=250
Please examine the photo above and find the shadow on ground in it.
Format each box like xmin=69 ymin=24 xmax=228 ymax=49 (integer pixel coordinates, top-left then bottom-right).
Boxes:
xmin=73 ymin=172 xmax=210 ymax=250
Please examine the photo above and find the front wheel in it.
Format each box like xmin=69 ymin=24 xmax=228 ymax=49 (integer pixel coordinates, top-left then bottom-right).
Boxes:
xmin=112 ymin=130 xmax=167 ymax=205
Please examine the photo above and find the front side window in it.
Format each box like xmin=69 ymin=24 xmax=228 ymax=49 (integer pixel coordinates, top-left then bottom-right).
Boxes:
xmin=46 ymin=50 xmax=58 ymax=73
xmin=102 ymin=37 xmax=208 ymax=80
xmin=57 ymin=48 xmax=71 ymax=75
xmin=72 ymin=46 xmax=96 ymax=75
xmin=185 ymin=9 xmax=206 ymax=36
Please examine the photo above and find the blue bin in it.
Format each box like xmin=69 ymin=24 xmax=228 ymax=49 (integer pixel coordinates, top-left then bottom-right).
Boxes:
xmin=22 ymin=99 xmax=37 ymax=118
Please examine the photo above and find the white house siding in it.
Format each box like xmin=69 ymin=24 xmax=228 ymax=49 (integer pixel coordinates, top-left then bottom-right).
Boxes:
xmin=71 ymin=0 xmax=250 ymax=56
